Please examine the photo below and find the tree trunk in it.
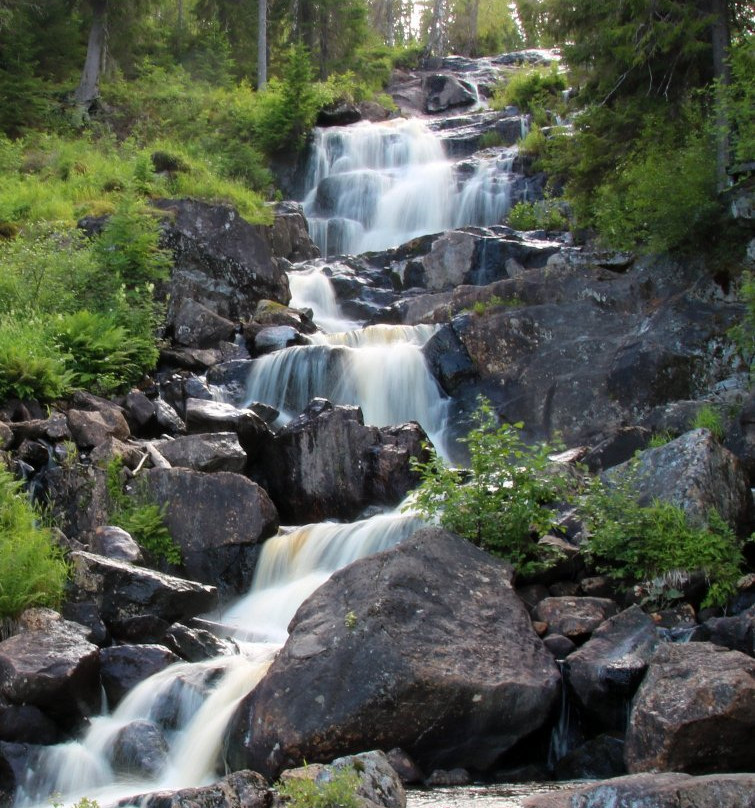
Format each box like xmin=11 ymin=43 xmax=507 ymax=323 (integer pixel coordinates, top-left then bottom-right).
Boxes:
xmin=74 ymin=0 xmax=108 ymax=108
xmin=710 ymin=0 xmax=731 ymax=192
xmin=258 ymin=0 xmax=267 ymax=89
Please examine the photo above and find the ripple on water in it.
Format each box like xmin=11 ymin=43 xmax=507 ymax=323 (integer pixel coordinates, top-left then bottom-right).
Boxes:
xmin=406 ymin=782 xmax=574 ymax=808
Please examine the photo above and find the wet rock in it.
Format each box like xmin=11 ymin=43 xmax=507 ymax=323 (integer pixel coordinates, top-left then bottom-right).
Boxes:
xmin=253 ymin=400 xmax=427 ymax=522
xmin=69 ymin=550 xmax=217 ymax=632
xmin=61 ymin=601 xmax=109 ymax=646
xmin=423 ymin=74 xmax=477 ymax=114
xmin=173 ymin=298 xmax=236 ymax=349
xmin=694 ymin=604 xmax=755 ymax=656
xmin=0 ymin=619 xmax=100 ymax=727
xmin=533 ymin=597 xmax=619 ymax=643
xmin=542 ymin=634 xmax=576 ymax=660
xmin=155 ymin=398 xmax=187 ymax=435
xmin=553 ymin=734 xmax=626 ymax=781
xmin=224 ymin=528 xmax=560 ymax=778
xmin=107 ymin=719 xmax=169 ymax=778
xmin=317 ymin=103 xmax=362 ymax=127
xmin=606 ymin=429 xmax=752 ymax=530
xmin=0 ymin=703 xmax=59 ymax=744
xmin=143 ymin=468 xmax=278 ymax=597
xmin=254 ymin=325 xmax=306 ymax=354
xmin=119 ymin=769 xmax=271 ymax=808
xmin=582 ymin=426 xmax=651 ymax=472
xmin=91 ymin=525 xmax=144 ymax=564
xmin=151 ymin=433 xmax=247 ymax=474
xmin=386 ymin=748 xmax=425 ymax=785
xmin=422 ymin=324 xmax=476 ymax=395
xmin=565 ymin=605 xmax=659 ymax=732
xmin=523 ymin=772 xmax=755 ymax=808
xmin=267 ymin=202 xmax=320 ymax=263
xmin=425 ymin=768 xmax=471 ymax=787
xmin=625 ymin=642 xmax=755 ymax=774
xmin=152 ymin=198 xmax=290 ymax=327
xmin=100 ymin=644 xmax=180 ymax=706
xmin=164 ymin=623 xmax=238 ymax=662
xmin=0 ymin=742 xmax=38 ymax=807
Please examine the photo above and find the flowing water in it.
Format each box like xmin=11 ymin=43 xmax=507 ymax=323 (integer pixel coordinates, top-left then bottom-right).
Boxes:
xmin=302 ymin=119 xmax=519 ymax=255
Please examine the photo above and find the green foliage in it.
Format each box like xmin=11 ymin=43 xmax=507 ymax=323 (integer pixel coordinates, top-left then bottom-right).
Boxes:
xmin=648 ymin=431 xmax=673 ymax=448
xmin=584 ymin=477 xmax=746 ymax=608
xmin=720 ymin=36 xmax=755 ymax=166
xmin=507 ymin=199 xmax=567 ymax=232
xmin=467 ymin=295 xmax=524 ymax=315
xmin=492 ymin=67 xmax=566 ymax=117
xmin=106 ymin=458 xmax=181 ymax=566
xmin=0 ymin=467 xmax=68 ymax=619
xmin=0 ymin=315 xmax=72 ymax=402
xmin=278 ymin=765 xmax=361 ymax=808
xmin=408 ymin=399 xmax=572 ymax=575
xmin=518 ymin=124 xmax=548 ymax=158
xmin=729 ymin=271 xmax=755 ymax=376
xmin=691 ymin=405 xmax=725 ymax=440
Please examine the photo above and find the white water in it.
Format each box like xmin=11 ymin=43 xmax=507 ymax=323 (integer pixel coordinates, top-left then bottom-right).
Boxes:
xmin=303 ymin=119 xmax=518 ymax=255
xmin=17 ymin=509 xmax=424 ymax=808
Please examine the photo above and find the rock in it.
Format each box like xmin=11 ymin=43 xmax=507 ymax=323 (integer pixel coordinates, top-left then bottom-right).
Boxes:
xmin=582 ymin=426 xmax=651 ymax=472
xmin=151 ymin=433 xmax=247 ymax=474
xmin=565 ymin=605 xmax=659 ymax=731
xmin=107 ymin=719 xmax=169 ymax=778
xmin=118 ymin=769 xmax=270 ymax=808
xmin=533 ymin=597 xmax=619 ymax=643
xmin=91 ymin=525 xmax=144 ymax=564
xmin=155 ymin=398 xmax=187 ymax=435
xmin=123 ymin=390 xmax=158 ymax=434
xmin=224 ymin=528 xmax=560 ymax=778
xmin=89 ymin=436 xmax=143 ymax=470
xmin=0 ymin=703 xmax=59 ymax=744
xmin=69 ymin=551 xmax=217 ymax=633
xmin=625 ymin=642 xmax=755 ymax=774
xmin=553 ymin=734 xmax=626 ymax=781
xmin=254 ymin=325 xmax=306 ymax=354
xmin=0 ymin=742 xmax=38 ymax=806
xmin=143 ymin=468 xmax=278 ymax=597
xmin=152 ymin=198 xmax=289 ymax=339
xmin=523 ymin=772 xmax=755 ymax=808
xmin=606 ymin=429 xmax=752 ymax=530
xmin=0 ymin=619 xmax=100 ymax=727
xmin=164 ymin=623 xmax=238 ymax=662
xmin=423 ymin=74 xmax=477 ymax=114
xmin=173 ymin=299 xmax=236 ymax=349
xmin=542 ymin=634 xmax=576 ymax=660
xmin=695 ymin=604 xmax=755 ymax=656
xmin=100 ymin=644 xmax=180 ymax=706
xmin=386 ymin=748 xmax=425 ymax=785
xmin=252 ymin=401 xmax=427 ymax=522
xmin=425 ymin=768 xmax=471 ymax=786
xmin=67 ymin=408 xmax=130 ymax=448
xmin=61 ymin=601 xmax=109 ymax=646
xmin=0 ymin=421 xmax=11 ymax=449
xmin=8 ymin=412 xmax=71 ymax=447
xmin=316 ymin=103 xmax=362 ymax=127
xmin=267 ymin=202 xmax=320 ymax=263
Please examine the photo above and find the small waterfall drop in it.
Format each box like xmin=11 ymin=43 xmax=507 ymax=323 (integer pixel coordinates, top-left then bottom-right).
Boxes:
xmin=303 ymin=119 xmax=517 ymax=255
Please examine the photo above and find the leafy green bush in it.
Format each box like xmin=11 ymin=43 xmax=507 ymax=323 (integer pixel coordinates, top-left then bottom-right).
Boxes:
xmin=408 ymin=399 xmax=572 ymax=575
xmin=0 ymin=467 xmax=68 ymax=618
xmin=493 ymin=67 xmax=566 ymax=116
xmin=278 ymin=765 xmax=360 ymax=808
xmin=691 ymin=405 xmax=725 ymax=440
xmin=0 ymin=315 xmax=72 ymax=402
xmin=584 ymin=476 xmax=747 ymax=607
xmin=507 ymin=199 xmax=567 ymax=232
xmin=106 ymin=458 xmax=181 ymax=565
xmin=729 ymin=271 xmax=754 ymax=376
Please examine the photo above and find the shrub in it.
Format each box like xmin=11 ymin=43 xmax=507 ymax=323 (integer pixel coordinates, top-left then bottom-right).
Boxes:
xmin=584 ymin=475 xmax=747 ymax=608
xmin=408 ymin=399 xmax=573 ymax=575
xmin=106 ymin=458 xmax=181 ymax=565
xmin=507 ymin=199 xmax=567 ymax=232
xmin=492 ymin=67 xmax=566 ymax=116
xmin=0 ymin=467 xmax=68 ymax=618
xmin=277 ymin=765 xmax=360 ymax=808
xmin=691 ymin=405 xmax=725 ymax=440
xmin=729 ymin=270 xmax=754 ymax=377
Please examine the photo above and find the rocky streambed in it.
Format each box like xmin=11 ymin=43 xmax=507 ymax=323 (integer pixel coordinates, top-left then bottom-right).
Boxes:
xmin=1 ymin=50 xmax=754 ymax=808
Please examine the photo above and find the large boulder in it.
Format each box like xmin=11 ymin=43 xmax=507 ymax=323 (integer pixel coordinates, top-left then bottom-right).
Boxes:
xmin=422 ymin=74 xmax=477 ymax=114
xmin=532 ymin=597 xmax=619 ymax=644
xmin=606 ymin=429 xmax=752 ymax=530
xmin=69 ymin=551 xmax=217 ymax=633
xmin=523 ymin=772 xmax=755 ymax=808
xmin=151 ymin=433 xmax=247 ymax=474
xmin=625 ymin=642 xmax=755 ymax=774
xmin=117 ymin=769 xmax=270 ymax=808
xmin=152 ymin=198 xmax=291 ymax=330
xmin=142 ymin=468 xmax=278 ymax=597
xmin=565 ymin=605 xmax=660 ymax=731
xmin=0 ymin=619 xmax=100 ymax=728
xmin=107 ymin=719 xmax=170 ymax=778
xmin=224 ymin=528 xmax=561 ymax=778
xmin=251 ymin=400 xmax=427 ymax=522
xmin=100 ymin=644 xmax=180 ymax=706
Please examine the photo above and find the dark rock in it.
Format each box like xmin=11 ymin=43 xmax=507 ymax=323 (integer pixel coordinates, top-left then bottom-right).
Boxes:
xmin=0 ymin=422 xmax=11 ymax=450
xmin=165 ymin=623 xmax=238 ymax=662
xmin=152 ymin=198 xmax=290 ymax=326
xmin=582 ymin=427 xmax=651 ymax=472
xmin=533 ymin=597 xmax=619 ymax=643
xmin=89 ymin=436 xmax=143 ymax=470
xmin=523 ymin=772 xmax=755 ymax=808
xmin=0 ymin=703 xmax=59 ymax=744
xmin=100 ymin=644 xmax=179 ymax=706
xmin=108 ymin=719 xmax=169 ymax=778
xmin=118 ymin=769 xmax=271 ymax=808
xmin=173 ymin=299 xmax=236 ymax=349
xmin=69 ymin=550 xmax=217 ymax=630
xmin=578 ymin=576 xmax=616 ymax=599
xmin=0 ymin=620 xmax=100 ymax=727
xmin=152 ymin=433 xmax=247 ymax=474
xmin=60 ymin=601 xmax=109 ymax=646
xmin=254 ymin=325 xmax=306 ymax=354
xmin=115 ymin=615 xmax=171 ymax=644
xmin=695 ymin=605 xmax=755 ymax=656
xmin=565 ymin=605 xmax=659 ymax=732
xmin=542 ymin=634 xmax=576 ymax=660
xmin=422 ymin=325 xmax=476 ymax=395
xmin=224 ymin=528 xmax=560 ymax=778
xmin=143 ymin=468 xmax=278 ymax=598
xmin=267 ymin=202 xmax=320 ymax=263
xmin=317 ymin=103 xmax=362 ymax=127
xmin=625 ymin=642 xmax=755 ymax=774
xmin=423 ymin=74 xmax=477 ymax=114
xmin=386 ymin=748 xmax=425 ymax=785
xmin=0 ymin=742 xmax=38 ymax=807
xmin=67 ymin=408 xmax=130 ymax=448
xmin=155 ymin=398 xmax=187 ymax=435
xmin=91 ymin=525 xmax=144 ymax=564
xmin=516 ymin=584 xmax=551 ymax=614
xmin=425 ymin=768 xmax=471 ymax=787
xmin=553 ymin=734 xmax=626 ymax=781
xmin=605 ymin=429 xmax=752 ymax=530
xmin=123 ymin=391 xmax=158 ymax=433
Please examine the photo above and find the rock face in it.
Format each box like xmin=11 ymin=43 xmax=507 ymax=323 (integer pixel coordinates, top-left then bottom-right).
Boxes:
xmin=252 ymin=400 xmax=428 ymax=522
xmin=152 ymin=198 xmax=291 ymax=329
xmin=119 ymin=769 xmax=271 ymax=808
xmin=0 ymin=619 xmax=100 ymax=728
xmin=566 ymin=606 xmax=659 ymax=732
xmin=625 ymin=642 xmax=755 ymax=774
xmin=143 ymin=468 xmax=278 ymax=597
xmin=522 ymin=772 xmax=755 ymax=808
xmin=224 ymin=528 xmax=560 ymax=778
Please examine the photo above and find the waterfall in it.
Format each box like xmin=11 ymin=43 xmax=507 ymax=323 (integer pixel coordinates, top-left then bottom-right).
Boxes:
xmin=303 ymin=120 xmax=517 ymax=255
xmin=17 ymin=509 xmax=424 ymax=808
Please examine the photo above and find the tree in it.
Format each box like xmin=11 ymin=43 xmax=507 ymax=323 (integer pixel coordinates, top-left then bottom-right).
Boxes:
xmin=258 ymin=0 xmax=267 ymax=88
xmin=74 ymin=0 xmax=108 ymax=107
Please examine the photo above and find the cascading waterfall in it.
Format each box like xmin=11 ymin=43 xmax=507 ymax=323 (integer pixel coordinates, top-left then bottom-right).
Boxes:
xmin=303 ymin=119 xmax=518 ymax=255
xmin=17 ymin=510 xmax=423 ymax=808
